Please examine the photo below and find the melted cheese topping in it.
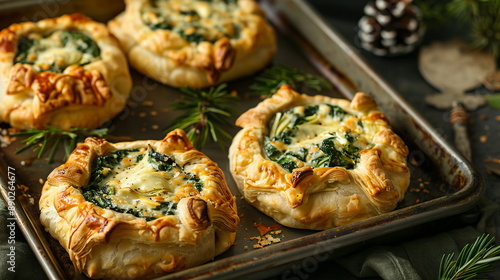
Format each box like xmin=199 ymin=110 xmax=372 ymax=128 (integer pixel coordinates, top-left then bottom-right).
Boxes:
xmin=87 ymin=148 xmax=202 ymax=219
xmin=142 ymin=0 xmax=246 ymax=43
xmin=15 ymin=30 xmax=100 ymax=72
xmin=265 ymin=104 xmax=373 ymax=172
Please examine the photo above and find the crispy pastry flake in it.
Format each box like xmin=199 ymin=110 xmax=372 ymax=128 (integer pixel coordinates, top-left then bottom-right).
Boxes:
xmin=229 ymin=85 xmax=410 ymax=230
xmin=40 ymin=129 xmax=239 ymax=279
xmin=0 ymin=14 xmax=131 ymax=129
xmin=108 ymin=0 xmax=276 ymax=88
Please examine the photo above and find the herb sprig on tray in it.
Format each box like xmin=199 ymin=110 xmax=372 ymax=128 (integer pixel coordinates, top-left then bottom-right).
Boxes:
xmin=251 ymin=64 xmax=331 ymax=97
xmin=165 ymin=83 xmax=238 ymax=150
xmin=15 ymin=127 xmax=108 ymax=163
xmin=438 ymin=233 xmax=500 ymax=280
xmin=415 ymin=0 xmax=500 ymax=58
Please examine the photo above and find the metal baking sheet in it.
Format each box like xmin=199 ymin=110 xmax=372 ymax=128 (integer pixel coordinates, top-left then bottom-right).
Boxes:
xmin=0 ymin=0 xmax=483 ymax=279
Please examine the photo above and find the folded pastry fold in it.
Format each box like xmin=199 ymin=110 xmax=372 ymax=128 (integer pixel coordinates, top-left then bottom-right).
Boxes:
xmin=0 ymin=14 xmax=131 ymax=130
xmin=229 ymin=85 xmax=410 ymax=230
xmin=40 ymin=129 xmax=239 ymax=279
xmin=108 ymin=0 xmax=276 ymax=88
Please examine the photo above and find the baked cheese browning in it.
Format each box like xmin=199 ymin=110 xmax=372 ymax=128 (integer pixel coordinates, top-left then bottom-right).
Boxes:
xmin=142 ymin=0 xmax=243 ymax=43
xmin=0 ymin=13 xmax=132 ymax=130
xmin=265 ymin=104 xmax=374 ymax=172
xmin=108 ymin=0 xmax=276 ymax=88
xmin=40 ymin=130 xmax=239 ymax=279
xmin=15 ymin=30 xmax=101 ymax=73
xmin=83 ymin=146 xmax=204 ymax=221
xmin=229 ymin=85 xmax=410 ymax=229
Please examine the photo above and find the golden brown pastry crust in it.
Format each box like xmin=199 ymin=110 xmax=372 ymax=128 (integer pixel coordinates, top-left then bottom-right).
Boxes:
xmin=39 ymin=129 xmax=239 ymax=279
xmin=229 ymin=85 xmax=410 ymax=230
xmin=108 ymin=0 xmax=276 ymax=88
xmin=0 ymin=14 xmax=131 ymax=130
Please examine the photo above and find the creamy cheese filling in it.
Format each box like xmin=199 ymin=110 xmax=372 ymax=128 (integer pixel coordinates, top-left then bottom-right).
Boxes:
xmin=265 ymin=104 xmax=373 ymax=172
xmin=82 ymin=147 xmax=203 ymax=220
xmin=141 ymin=0 xmax=243 ymax=43
xmin=15 ymin=30 xmax=101 ymax=73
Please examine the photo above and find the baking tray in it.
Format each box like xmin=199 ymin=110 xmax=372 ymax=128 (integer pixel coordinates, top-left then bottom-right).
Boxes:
xmin=0 ymin=0 xmax=483 ymax=279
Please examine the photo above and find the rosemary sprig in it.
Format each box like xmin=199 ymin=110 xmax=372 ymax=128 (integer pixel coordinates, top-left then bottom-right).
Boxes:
xmin=250 ymin=64 xmax=331 ymax=98
xmin=15 ymin=127 xmax=108 ymax=163
xmin=414 ymin=0 xmax=451 ymax=29
xmin=447 ymin=0 xmax=500 ymax=58
xmin=165 ymin=83 xmax=238 ymax=150
xmin=438 ymin=233 xmax=500 ymax=280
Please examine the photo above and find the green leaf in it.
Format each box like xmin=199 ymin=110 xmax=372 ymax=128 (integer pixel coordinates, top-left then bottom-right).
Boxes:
xmin=250 ymin=64 xmax=331 ymax=97
xmin=485 ymin=94 xmax=500 ymax=109
xmin=443 ymin=0 xmax=500 ymax=58
xmin=438 ymin=234 xmax=500 ymax=280
xmin=14 ymin=126 xmax=109 ymax=163
xmin=165 ymin=83 xmax=238 ymax=150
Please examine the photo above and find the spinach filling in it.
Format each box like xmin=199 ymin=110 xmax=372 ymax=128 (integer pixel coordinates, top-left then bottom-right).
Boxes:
xmin=15 ymin=30 xmax=101 ymax=73
xmin=142 ymin=0 xmax=241 ymax=43
xmin=82 ymin=147 xmax=204 ymax=221
xmin=265 ymin=104 xmax=365 ymax=172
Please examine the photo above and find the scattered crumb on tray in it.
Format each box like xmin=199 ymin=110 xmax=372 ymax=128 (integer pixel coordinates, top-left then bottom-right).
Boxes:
xmin=142 ymin=100 xmax=154 ymax=107
xmin=250 ymin=230 xmax=282 ymax=249
xmin=409 ymin=178 xmax=431 ymax=203
xmin=18 ymin=184 xmax=29 ymax=192
xmin=1 ymin=128 xmax=18 ymax=148
xmin=249 ymin=223 xmax=283 ymax=249
xmin=18 ymin=185 xmax=35 ymax=205
xmin=480 ymin=135 xmax=488 ymax=143
xmin=254 ymin=223 xmax=282 ymax=236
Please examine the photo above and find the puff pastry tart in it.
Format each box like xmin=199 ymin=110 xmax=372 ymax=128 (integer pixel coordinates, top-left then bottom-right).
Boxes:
xmin=39 ymin=129 xmax=239 ymax=279
xmin=108 ymin=0 xmax=276 ymax=88
xmin=229 ymin=85 xmax=410 ymax=230
xmin=0 ymin=14 xmax=132 ymax=130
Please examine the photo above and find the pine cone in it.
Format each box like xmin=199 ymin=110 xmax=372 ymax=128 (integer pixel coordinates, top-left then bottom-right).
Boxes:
xmin=357 ymin=0 xmax=425 ymax=56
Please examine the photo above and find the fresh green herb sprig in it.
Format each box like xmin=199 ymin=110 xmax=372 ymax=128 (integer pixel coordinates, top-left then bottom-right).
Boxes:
xmin=447 ymin=0 xmax=500 ymax=58
xmin=15 ymin=127 xmax=108 ymax=163
xmin=416 ymin=0 xmax=500 ymax=58
xmin=165 ymin=83 xmax=238 ymax=150
xmin=414 ymin=0 xmax=450 ymax=29
xmin=485 ymin=94 xmax=500 ymax=109
xmin=438 ymin=233 xmax=500 ymax=280
xmin=251 ymin=64 xmax=331 ymax=98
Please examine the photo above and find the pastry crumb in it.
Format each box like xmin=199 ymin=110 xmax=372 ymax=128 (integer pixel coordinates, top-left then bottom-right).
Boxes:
xmin=250 ymin=233 xmax=282 ymax=248
xmin=254 ymin=223 xmax=282 ymax=236
xmin=18 ymin=184 xmax=29 ymax=192
xmin=480 ymin=135 xmax=488 ymax=143
xmin=249 ymin=224 xmax=283 ymax=249
xmin=0 ymin=128 xmax=17 ymax=148
xmin=39 ymin=178 xmax=44 ymax=185
xmin=142 ymin=100 xmax=154 ymax=106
